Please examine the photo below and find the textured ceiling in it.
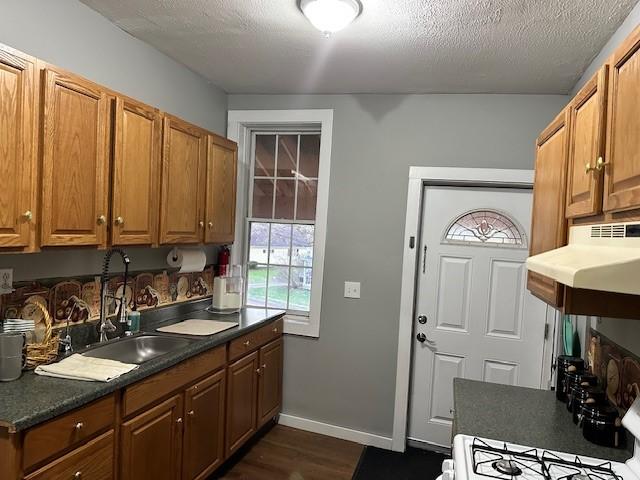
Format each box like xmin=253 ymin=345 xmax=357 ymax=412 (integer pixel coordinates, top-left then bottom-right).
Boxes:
xmin=80 ymin=0 xmax=639 ymax=94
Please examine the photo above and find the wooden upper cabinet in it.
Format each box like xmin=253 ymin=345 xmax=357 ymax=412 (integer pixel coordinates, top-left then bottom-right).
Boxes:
xmin=205 ymin=135 xmax=238 ymax=244
xmin=565 ymin=66 xmax=608 ymax=218
xmin=159 ymin=115 xmax=207 ymax=244
xmin=120 ymin=394 xmax=184 ymax=480
xmin=40 ymin=67 xmax=110 ymax=247
xmin=0 ymin=45 xmax=37 ymax=250
xmin=183 ymin=369 xmax=226 ymax=480
xmin=528 ymin=109 xmax=569 ymax=307
xmin=258 ymin=338 xmax=283 ymax=428
xmin=604 ymin=25 xmax=640 ymax=213
xmin=112 ymin=96 xmax=161 ymax=245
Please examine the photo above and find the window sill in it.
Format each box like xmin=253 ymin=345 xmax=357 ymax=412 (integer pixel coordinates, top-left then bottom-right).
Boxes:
xmin=283 ymin=313 xmax=319 ymax=338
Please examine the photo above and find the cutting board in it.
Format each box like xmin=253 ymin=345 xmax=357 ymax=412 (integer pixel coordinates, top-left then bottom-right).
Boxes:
xmin=156 ymin=320 xmax=238 ymax=336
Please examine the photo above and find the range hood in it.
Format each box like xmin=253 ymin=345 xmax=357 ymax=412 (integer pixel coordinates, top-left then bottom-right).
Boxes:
xmin=526 ymin=222 xmax=640 ymax=295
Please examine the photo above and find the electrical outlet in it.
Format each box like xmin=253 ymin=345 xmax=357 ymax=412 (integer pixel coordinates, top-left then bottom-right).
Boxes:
xmin=0 ymin=268 xmax=14 ymax=294
xmin=344 ymin=281 xmax=360 ymax=299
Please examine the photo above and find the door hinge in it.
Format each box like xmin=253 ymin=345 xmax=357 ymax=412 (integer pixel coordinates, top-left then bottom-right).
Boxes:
xmin=409 ymin=236 xmax=415 ymax=249
xmin=544 ymin=323 xmax=549 ymax=340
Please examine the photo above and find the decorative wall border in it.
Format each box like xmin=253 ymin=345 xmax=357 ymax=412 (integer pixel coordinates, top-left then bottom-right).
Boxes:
xmin=0 ymin=266 xmax=215 ymax=331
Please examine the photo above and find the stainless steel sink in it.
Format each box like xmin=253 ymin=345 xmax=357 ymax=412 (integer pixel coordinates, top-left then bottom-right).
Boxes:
xmin=82 ymin=334 xmax=196 ymax=364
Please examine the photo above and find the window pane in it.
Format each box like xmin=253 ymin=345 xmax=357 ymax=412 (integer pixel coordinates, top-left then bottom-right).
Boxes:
xmin=247 ymin=264 xmax=267 ymax=307
xmin=249 ymin=223 xmax=269 ymax=263
xmin=444 ymin=209 xmax=526 ymax=247
xmin=277 ymin=135 xmax=297 ymax=178
xmin=255 ymin=135 xmax=276 ymax=177
xmin=296 ymin=179 xmax=317 ymax=221
xmin=274 ymin=179 xmax=295 ymax=219
xmin=292 ymin=225 xmax=314 ymax=267
xmin=269 ymin=223 xmax=292 ymax=265
xmin=289 ymin=267 xmax=312 ymax=312
xmin=267 ymin=266 xmax=289 ymax=309
xmin=252 ymin=179 xmax=274 ymax=218
xmin=299 ymin=134 xmax=320 ymax=178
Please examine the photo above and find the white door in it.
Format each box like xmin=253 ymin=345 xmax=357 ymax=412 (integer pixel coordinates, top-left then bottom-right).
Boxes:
xmin=408 ymin=186 xmax=547 ymax=447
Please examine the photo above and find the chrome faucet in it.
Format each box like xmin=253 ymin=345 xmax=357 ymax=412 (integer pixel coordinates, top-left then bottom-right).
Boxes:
xmin=98 ymin=248 xmax=131 ymax=343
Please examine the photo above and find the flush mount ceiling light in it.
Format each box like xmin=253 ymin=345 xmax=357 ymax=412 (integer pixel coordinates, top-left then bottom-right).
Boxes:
xmin=300 ymin=0 xmax=361 ymax=36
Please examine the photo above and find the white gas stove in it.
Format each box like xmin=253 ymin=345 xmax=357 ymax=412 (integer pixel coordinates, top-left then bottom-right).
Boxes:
xmin=440 ymin=397 xmax=640 ymax=480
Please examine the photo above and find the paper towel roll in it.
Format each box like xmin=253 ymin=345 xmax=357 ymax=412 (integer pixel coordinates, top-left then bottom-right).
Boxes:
xmin=167 ymin=248 xmax=206 ymax=273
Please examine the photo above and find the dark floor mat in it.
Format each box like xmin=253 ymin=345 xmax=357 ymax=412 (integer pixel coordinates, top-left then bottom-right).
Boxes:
xmin=352 ymin=446 xmax=447 ymax=480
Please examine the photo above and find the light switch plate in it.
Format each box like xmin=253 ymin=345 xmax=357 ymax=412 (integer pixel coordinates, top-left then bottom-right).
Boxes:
xmin=344 ymin=281 xmax=361 ymax=299
xmin=0 ymin=268 xmax=14 ymax=294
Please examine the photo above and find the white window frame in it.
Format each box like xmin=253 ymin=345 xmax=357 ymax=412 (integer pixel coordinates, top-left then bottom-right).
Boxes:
xmin=227 ymin=110 xmax=334 ymax=338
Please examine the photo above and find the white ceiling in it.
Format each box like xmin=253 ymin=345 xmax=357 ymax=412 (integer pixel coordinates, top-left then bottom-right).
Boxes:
xmin=80 ymin=0 xmax=639 ymax=94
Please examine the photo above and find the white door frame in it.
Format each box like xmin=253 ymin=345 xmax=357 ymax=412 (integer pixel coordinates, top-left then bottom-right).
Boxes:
xmin=391 ymin=167 xmax=554 ymax=452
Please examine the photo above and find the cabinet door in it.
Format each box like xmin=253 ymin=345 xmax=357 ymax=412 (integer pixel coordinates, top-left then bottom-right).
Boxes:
xmin=183 ymin=369 xmax=226 ymax=480
xmin=205 ymin=135 xmax=237 ymax=244
xmin=528 ymin=109 xmax=569 ymax=307
xmin=226 ymin=351 xmax=259 ymax=456
xmin=112 ymin=96 xmax=161 ymax=245
xmin=604 ymin=26 xmax=640 ymax=213
xmin=0 ymin=46 xmax=37 ymax=249
xmin=565 ymin=66 xmax=608 ymax=218
xmin=258 ymin=338 xmax=283 ymax=428
xmin=41 ymin=68 xmax=110 ymax=247
xmin=159 ymin=115 xmax=207 ymax=244
xmin=120 ymin=394 xmax=183 ymax=480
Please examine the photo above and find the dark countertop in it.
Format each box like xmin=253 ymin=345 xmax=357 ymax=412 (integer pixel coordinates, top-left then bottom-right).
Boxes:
xmin=453 ymin=378 xmax=633 ymax=463
xmin=0 ymin=303 xmax=284 ymax=433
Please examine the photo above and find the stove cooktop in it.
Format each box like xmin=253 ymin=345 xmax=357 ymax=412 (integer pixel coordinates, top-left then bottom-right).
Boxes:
xmin=454 ymin=436 xmax=632 ymax=480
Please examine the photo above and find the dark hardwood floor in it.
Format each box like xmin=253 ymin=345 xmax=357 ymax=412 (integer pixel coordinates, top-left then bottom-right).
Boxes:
xmin=214 ymin=425 xmax=364 ymax=480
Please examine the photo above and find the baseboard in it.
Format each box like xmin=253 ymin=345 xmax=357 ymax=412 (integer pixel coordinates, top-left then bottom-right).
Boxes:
xmin=278 ymin=413 xmax=393 ymax=450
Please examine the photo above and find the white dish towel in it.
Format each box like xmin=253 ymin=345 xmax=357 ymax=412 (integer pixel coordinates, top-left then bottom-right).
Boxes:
xmin=35 ymin=354 xmax=138 ymax=382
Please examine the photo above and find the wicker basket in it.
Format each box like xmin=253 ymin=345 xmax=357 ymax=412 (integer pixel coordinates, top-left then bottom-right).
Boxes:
xmin=25 ymin=300 xmax=59 ymax=369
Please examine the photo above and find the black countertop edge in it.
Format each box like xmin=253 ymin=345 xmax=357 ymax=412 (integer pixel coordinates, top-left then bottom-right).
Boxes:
xmin=452 ymin=378 xmax=633 ymax=463
xmin=0 ymin=303 xmax=285 ymax=433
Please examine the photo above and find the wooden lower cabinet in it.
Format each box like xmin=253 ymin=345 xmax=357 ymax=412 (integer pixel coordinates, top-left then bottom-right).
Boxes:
xmin=258 ymin=338 xmax=283 ymax=428
xmin=0 ymin=320 xmax=284 ymax=480
xmin=183 ymin=370 xmax=226 ymax=480
xmin=24 ymin=431 xmax=113 ymax=480
xmin=226 ymin=351 xmax=259 ymax=456
xmin=120 ymin=395 xmax=184 ymax=480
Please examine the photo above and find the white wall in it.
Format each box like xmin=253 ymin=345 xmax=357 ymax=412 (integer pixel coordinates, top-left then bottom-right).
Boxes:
xmin=0 ymin=0 xmax=227 ymax=280
xmin=228 ymin=93 xmax=568 ymax=438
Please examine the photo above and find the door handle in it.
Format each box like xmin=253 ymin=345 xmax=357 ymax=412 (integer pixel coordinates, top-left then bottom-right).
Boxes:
xmin=416 ymin=332 xmax=435 ymax=345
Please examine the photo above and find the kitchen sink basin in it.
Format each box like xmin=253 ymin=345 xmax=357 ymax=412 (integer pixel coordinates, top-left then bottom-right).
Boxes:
xmin=82 ymin=334 xmax=197 ymax=364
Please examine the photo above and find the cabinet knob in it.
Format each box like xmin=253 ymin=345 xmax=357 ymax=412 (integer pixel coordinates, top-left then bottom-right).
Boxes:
xmin=596 ymin=156 xmax=608 ymax=171
xmin=115 ymin=216 xmax=125 ymax=226
xmin=256 ymin=368 xmax=262 ymax=375
xmin=262 ymin=364 xmax=267 ymax=370
xmin=176 ymin=417 xmax=183 ymax=424
xmin=22 ymin=210 xmax=33 ymax=222
xmin=273 ymin=327 xmax=278 ymax=333
xmin=199 ymin=221 xmax=205 ymax=228
xmin=74 ymin=421 xmax=84 ymax=431
xmin=208 ymin=221 xmax=213 ymax=229
xmin=585 ymin=162 xmax=595 ymax=174
xmin=188 ymin=410 xmax=195 ymax=416
xmin=74 ymin=472 xmax=82 ymax=479
xmin=244 ymin=340 xmax=250 ymax=347
xmin=97 ymin=215 xmax=106 ymax=225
